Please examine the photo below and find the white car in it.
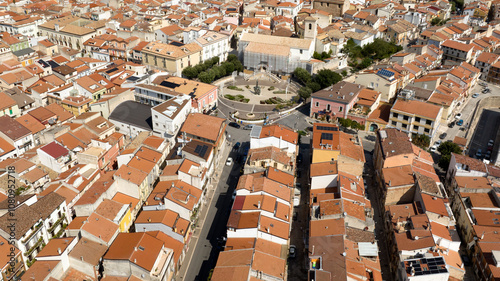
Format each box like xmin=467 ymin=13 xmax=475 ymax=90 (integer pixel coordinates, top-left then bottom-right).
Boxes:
xmin=455 ymin=113 xmax=462 ymax=120
xmin=226 ymin=157 xmax=233 ymax=166
xmin=488 ymin=140 xmax=494 ymax=147
xmin=430 ymin=145 xmax=438 ymax=153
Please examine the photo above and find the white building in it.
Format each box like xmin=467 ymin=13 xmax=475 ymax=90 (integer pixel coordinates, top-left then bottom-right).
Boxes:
xmin=0 ymin=193 xmax=71 ymax=263
xmin=37 ymin=141 xmax=76 ymax=173
xmin=151 ymin=96 xmax=191 ymax=139
xmin=194 ymin=31 xmax=230 ymax=62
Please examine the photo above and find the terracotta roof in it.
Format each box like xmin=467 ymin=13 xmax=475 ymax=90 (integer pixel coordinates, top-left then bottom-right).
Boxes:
xmin=180 ymin=113 xmax=225 ymax=143
xmin=391 ymin=99 xmax=441 ymax=119
xmin=104 ymin=232 xmax=164 ymax=271
xmin=258 ymin=124 xmax=298 ymax=144
xmin=310 ymin=218 xmax=345 ymax=237
xmin=81 ymin=212 xmax=119 ymax=243
xmin=69 ymin=237 xmax=108 ymax=266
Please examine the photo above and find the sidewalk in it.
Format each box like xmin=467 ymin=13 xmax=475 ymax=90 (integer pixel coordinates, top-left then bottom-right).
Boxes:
xmin=175 ymin=139 xmax=232 ymax=280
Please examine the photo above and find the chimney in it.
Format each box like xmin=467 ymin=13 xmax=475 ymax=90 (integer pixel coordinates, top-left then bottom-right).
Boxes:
xmin=57 ymin=248 xmax=61 ymax=255
xmin=257 ymin=201 xmax=261 ymax=209
xmin=80 ymin=256 xmax=84 ymax=261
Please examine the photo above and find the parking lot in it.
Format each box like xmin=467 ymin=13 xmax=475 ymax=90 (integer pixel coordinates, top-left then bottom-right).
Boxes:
xmin=434 ymin=81 xmax=500 ymax=151
xmin=467 ymin=108 xmax=500 ymax=162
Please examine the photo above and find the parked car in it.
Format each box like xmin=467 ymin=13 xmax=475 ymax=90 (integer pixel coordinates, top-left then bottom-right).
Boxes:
xmin=476 ymin=149 xmax=482 ymax=158
xmin=457 ymin=119 xmax=464 ymax=126
xmin=472 ymin=93 xmax=479 ymax=98
xmin=233 ymin=142 xmax=241 ymax=150
xmin=455 ymin=113 xmax=462 ymax=120
xmin=435 ymin=140 xmax=442 ymax=146
xmin=485 ymin=151 xmax=492 ymax=160
xmin=430 ymin=145 xmax=438 ymax=153
xmin=228 ymin=122 xmax=240 ymax=128
xmin=289 ymin=245 xmax=296 ymax=258
xmin=243 ymin=124 xmax=254 ymax=130
xmin=226 ymin=157 xmax=233 ymax=166
xmin=439 ymin=133 xmax=447 ymax=139
xmin=488 ymin=139 xmax=495 ymax=147
xmin=448 ymin=121 xmax=455 ymax=128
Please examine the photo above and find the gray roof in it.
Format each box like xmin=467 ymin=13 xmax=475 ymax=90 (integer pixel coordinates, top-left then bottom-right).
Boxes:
xmin=13 ymin=47 xmax=35 ymax=57
xmin=109 ymin=101 xmax=153 ymax=131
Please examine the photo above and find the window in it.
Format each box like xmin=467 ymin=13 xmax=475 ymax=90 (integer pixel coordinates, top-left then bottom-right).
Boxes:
xmin=315 ymin=102 xmax=319 ymax=107
xmin=403 ymin=115 xmax=409 ymax=121
xmin=426 ymin=119 xmax=432 ymax=125
xmin=414 ymin=125 xmax=419 ymax=131
xmin=391 ymin=121 xmax=397 ymax=126
xmin=309 ymin=23 xmax=312 ymax=30
xmin=424 ymin=128 xmax=430 ymax=133
xmin=300 ymin=50 xmax=303 ymax=54
xmin=393 ymin=113 xmax=398 ymax=118
xmin=402 ymin=124 xmax=407 ymax=129
xmin=326 ymin=104 xmax=331 ymax=111
xmin=415 ymin=117 xmax=420 ymax=122
xmin=339 ymin=106 xmax=343 ymax=112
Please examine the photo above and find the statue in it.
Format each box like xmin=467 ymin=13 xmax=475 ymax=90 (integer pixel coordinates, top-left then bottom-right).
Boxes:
xmin=254 ymin=81 xmax=261 ymax=95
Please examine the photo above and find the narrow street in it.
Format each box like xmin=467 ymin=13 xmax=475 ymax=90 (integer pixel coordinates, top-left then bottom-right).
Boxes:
xmin=175 ymin=127 xmax=251 ymax=281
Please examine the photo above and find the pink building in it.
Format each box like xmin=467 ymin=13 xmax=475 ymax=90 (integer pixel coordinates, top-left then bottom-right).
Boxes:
xmin=310 ymin=81 xmax=364 ymax=121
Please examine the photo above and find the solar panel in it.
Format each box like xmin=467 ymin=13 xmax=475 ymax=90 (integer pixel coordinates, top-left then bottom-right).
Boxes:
xmin=199 ymin=145 xmax=208 ymax=158
xmin=317 ymin=126 xmax=338 ymax=131
xmin=160 ymin=81 xmax=181 ymax=89
xmin=194 ymin=145 xmax=202 ymax=154
xmin=377 ymin=69 xmax=395 ymax=77
xmin=106 ymin=67 xmax=119 ymax=74
xmin=170 ymin=41 xmax=184 ymax=47
xmin=321 ymin=133 xmax=333 ymax=140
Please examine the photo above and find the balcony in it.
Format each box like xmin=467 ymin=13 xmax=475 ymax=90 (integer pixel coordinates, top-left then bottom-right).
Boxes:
xmin=21 ymin=222 xmax=42 ymax=244
xmin=48 ymin=214 xmax=65 ymax=234
xmin=24 ymin=237 xmax=43 ymax=257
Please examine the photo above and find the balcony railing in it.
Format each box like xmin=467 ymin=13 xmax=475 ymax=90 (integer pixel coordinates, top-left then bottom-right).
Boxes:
xmin=48 ymin=214 xmax=65 ymax=233
xmin=24 ymin=237 xmax=43 ymax=257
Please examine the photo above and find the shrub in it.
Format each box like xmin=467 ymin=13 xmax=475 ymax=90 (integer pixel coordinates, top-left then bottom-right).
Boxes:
xmin=269 ymin=86 xmax=275 ymax=90
xmin=227 ymin=86 xmax=244 ymax=91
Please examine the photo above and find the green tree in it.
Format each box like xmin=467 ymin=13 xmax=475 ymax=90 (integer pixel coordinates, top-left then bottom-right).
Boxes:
xmin=438 ymin=142 xmax=463 ymax=170
xmin=313 ymin=69 xmax=342 ymax=89
xmin=222 ymin=61 xmax=235 ymax=74
xmin=313 ymin=51 xmax=322 ymax=60
xmin=412 ymin=134 xmax=431 ymax=149
xmin=306 ymin=81 xmax=321 ymax=92
xmin=233 ymin=60 xmax=243 ymax=73
xmin=198 ymin=70 xmax=215 ymax=84
xmin=227 ymin=54 xmax=239 ymax=62
xmin=212 ymin=56 xmax=220 ymax=65
xmin=294 ymin=67 xmax=312 ymax=85
xmin=341 ymin=70 xmax=348 ymax=77
xmin=182 ymin=66 xmax=199 ymax=79
xmin=298 ymin=87 xmax=312 ymax=99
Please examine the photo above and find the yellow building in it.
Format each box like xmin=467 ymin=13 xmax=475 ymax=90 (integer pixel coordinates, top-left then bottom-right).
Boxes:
xmin=95 ymin=199 xmax=134 ymax=233
xmin=61 ymin=96 xmax=92 ymax=117
xmin=142 ymin=41 xmax=202 ymax=76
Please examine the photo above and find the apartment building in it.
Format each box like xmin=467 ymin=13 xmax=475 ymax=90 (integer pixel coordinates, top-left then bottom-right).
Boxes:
xmin=141 ymin=41 xmax=202 ymax=76
xmin=389 ymin=99 xmax=443 ymax=139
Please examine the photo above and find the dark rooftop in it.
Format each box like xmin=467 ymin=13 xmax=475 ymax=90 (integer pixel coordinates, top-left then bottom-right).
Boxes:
xmin=109 ymin=101 xmax=153 ymax=131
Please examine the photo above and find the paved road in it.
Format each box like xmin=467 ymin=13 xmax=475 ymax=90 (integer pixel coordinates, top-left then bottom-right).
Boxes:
xmin=436 ymin=81 xmax=500 ymax=145
xmin=467 ymin=108 xmax=500 ymax=161
xmin=176 ymin=126 xmax=252 ymax=281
